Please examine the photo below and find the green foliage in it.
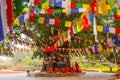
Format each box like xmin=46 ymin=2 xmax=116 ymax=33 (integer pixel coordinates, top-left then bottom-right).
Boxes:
xmin=19 ymin=57 xmax=32 ymax=67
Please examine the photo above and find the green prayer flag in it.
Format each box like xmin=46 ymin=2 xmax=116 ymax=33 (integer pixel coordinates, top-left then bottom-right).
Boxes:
xmin=76 ymin=3 xmax=82 ymax=8
xmin=90 ymin=24 xmax=93 ymax=31
xmin=14 ymin=0 xmax=29 ymax=16
xmin=74 ymin=25 xmax=78 ymax=33
xmin=108 ymin=8 xmax=117 ymax=17
xmin=60 ymin=20 xmax=65 ymax=26
xmin=54 ymin=9 xmax=62 ymax=14
xmin=41 ymin=0 xmax=48 ymax=4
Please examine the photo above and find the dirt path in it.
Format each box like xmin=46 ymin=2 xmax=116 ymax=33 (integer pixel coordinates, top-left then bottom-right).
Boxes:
xmin=0 ymin=72 xmax=115 ymax=80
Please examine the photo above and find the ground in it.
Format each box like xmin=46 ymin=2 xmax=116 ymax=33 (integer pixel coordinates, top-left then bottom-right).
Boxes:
xmin=0 ymin=72 xmax=115 ymax=80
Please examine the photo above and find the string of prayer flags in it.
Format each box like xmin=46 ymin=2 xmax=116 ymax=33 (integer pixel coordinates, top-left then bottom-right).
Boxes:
xmin=39 ymin=8 xmax=86 ymax=15
xmin=98 ymin=0 xmax=108 ymax=15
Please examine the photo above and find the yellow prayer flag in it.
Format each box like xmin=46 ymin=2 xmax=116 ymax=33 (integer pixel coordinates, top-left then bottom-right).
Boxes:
xmin=86 ymin=48 xmax=91 ymax=55
xmin=65 ymin=21 xmax=71 ymax=27
xmin=82 ymin=4 xmax=89 ymax=8
xmin=76 ymin=22 xmax=83 ymax=32
xmin=22 ymin=8 xmax=30 ymax=13
xmin=97 ymin=25 xmax=103 ymax=32
xmin=117 ymin=10 xmax=120 ymax=16
xmin=62 ymin=9 xmax=66 ymax=13
xmin=42 ymin=1 xmax=49 ymax=10
xmin=38 ymin=17 xmax=44 ymax=24
xmin=98 ymin=44 xmax=103 ymax=52
xmin=107 ymin=5 xmax=111 ymax=10
xmin=14 ymin=18 xmax=19 ymax=25
xmin=99 ymin=0 xmax=108 ymax=15
xmin=98 ymin=8 xmax=103 ymax=14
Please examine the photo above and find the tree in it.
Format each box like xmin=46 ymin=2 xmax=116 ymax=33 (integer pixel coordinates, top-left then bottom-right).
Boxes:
xmin=10 ymin=0 xmax=120 ymax=72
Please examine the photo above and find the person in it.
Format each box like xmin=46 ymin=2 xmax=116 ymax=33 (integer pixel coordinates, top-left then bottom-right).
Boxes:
xmin=52 ymin=56 xmax=59 ymax=72
xmin=74 ymin=62 xmax=82 ymax=73
xmin=54 ymin=67 xmax=60 ymax=73
xmin=69 ymin=67 xmax=75 ymax=73
xmin=114 ymin=69 xmax=120 ymax=78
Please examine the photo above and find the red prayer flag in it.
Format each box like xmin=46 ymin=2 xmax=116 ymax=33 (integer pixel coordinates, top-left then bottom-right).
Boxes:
xmin=29 ymin=9 xmax=35 ymax=21
xmin=55 ymin=19 xmax=60 ymax=25
xmin=70 ymin=27 xmax=74 ymax=35
xmin=71 ymin=2 xmax=76 ymax=9
xmin=113 ymin=14 xmax=120 ymax=21
xmin=6 ymin=0 xmax=13 ymax=28
xmin=34 ymin=0 xmax=40 ymax=5
xmin=115 ymin=28 xmax=120 ymax=35
xmin=90 ymin=0 xmax=96 ymax=14
xmin=84 ymin=24 xmax=90 ymax=30
xmin=45 ymin=9 xmax=53 ymax=14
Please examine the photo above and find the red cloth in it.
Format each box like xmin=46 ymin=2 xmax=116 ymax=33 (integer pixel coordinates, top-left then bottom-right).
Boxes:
xmin=69 ymin=67 xmax=75 ymax=73
xmin=115 ymin=28 xmax=120 ymax=35
xmin=71 ymin=2 xmax=76 ymax=9
xmin=54 ymin=68 xmax=60 ymax=73
xmin=45 ymin=9 xmax=53 ymax=14
xmin=55 ymin=19 xmax=60 ymax=25
xmin=62 ymin=67 xmax=68 ymax=73
xmin=6 ymin=0 xmax=13 ymax=28
xmin=29 ymin=9 xmax=35 ymax=21
xmin=34 ymin=0 xmax=40 ymax=5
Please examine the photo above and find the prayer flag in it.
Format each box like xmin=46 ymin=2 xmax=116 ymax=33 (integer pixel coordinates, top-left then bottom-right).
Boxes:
xmin=103 ymin=26 xmax=109 ymax=32
xmin=109 ymin=27 xmax=115 ymax=34
xmin=65 ymin=21 xmax=71 ymax=27
xmin=97 ymin=25 xmax=103 ymax=32
xmin=99 ymin=0 xmax=108 ymax=15
xmin=38 ymin=17 xmax=44 ymax=24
